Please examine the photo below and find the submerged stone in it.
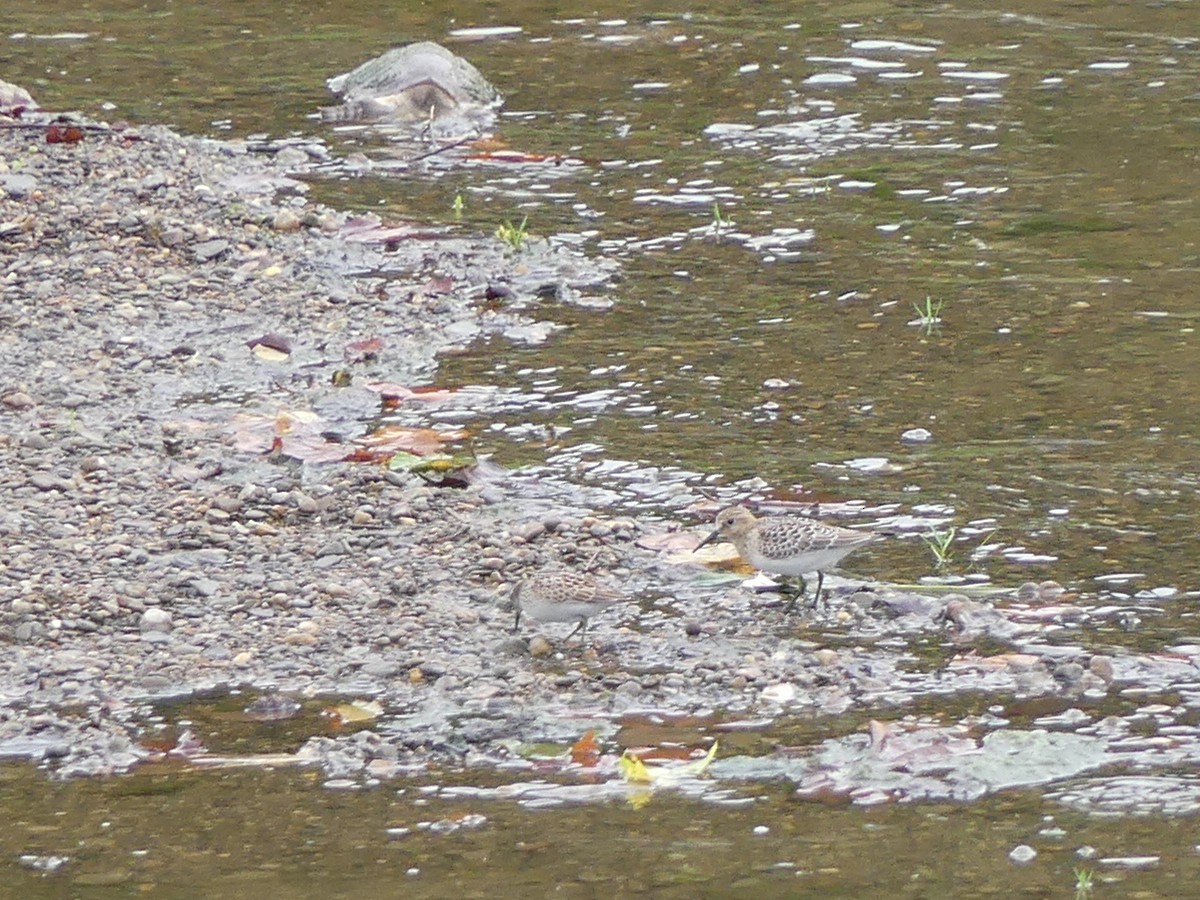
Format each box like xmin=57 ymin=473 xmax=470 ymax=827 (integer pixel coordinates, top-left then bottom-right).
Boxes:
xmin=322 ymin=41 xmax=502 ymax=129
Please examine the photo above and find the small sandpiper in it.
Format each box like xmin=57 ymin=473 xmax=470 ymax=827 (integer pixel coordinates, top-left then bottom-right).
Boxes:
xmin=696 ymin=504 xmax=877 ymax=609
xmin=512 ymin=569 xmax=627 ymax=639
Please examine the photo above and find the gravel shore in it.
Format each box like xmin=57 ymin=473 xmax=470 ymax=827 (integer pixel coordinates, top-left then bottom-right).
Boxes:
xmin=0 ymin=94 xmax=665 ymax=774
xmin=1 ymin=90 xmax=1114 ymax=783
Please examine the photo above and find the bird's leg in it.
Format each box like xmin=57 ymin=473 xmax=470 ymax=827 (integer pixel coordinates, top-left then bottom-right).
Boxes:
xmin=565 ymin=618 xmax=586 ymax=641
xmin=783 ymin=575 xmax=809 ymax=613
xmin=813 ymin=570 xmax=826 ymax=609
xmin=513 ymin=607 xmax=522 ymax=633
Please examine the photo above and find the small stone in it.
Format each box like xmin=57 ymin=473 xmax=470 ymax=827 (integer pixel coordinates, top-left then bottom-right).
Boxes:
xmin=191 ymin=239 xmax=230 ymax=261
xmin=1037 ymin=580 xmax=1065 ymax=601
xmin=1016 ymin=582 xmax=1039 ymax=602
xmin=900 ymin=427 xmax=934 ymax=444
xmin=28 ymin=472 xmax=68 ymax=492
xmin=274 ymin=147 xmax=311 ymax=168
xmin=1089 ymin=655 xmax=1114 ymax=682
xmin=2 ymin=391 xmax=35 ymax=409
xmin=813 ymin=648 xmax=839 ymax=666
xmin=272 ymin=209 xmax=302 ymax=232
xmin=79 ymin=455 xmax=107 ymax=473
xmin=528 ymin=636 xmax=553 ymax=658
xmin=232 ymin=651 xmax=254 ymax=666
xmin=1009 ymin=845 xmax=1037 ymax=864
xmin=14 ymin=622 xmax=44 ymax=643
xmin=1 ymin=173 xmax=38 ymax=199
xmin=512 ymin=521 xmax=545 ymax=543
xmin=362 ymin=658 xmax=400 ymax=678
xmin=139 ymin=609 xmax=173 ymax=634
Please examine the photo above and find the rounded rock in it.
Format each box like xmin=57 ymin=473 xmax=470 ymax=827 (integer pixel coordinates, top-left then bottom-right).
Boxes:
xmin=1008 ymin=844 xmax=1037 ymax=864
xmin=138 ymin=609 xmax=173 ymax=634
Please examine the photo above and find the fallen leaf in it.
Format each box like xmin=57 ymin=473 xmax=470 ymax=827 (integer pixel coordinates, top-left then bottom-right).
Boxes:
xmin=618 ymin=751 xmax=652 ymax=785
xmin=469 ymin=149 xmax=566 ymax=164
xmin=246 ymin=333 xmax=293 ymax=355
xmin=342 ymin=447 xmax=390 ymax=464
xmin=570 ymin=731 xmax=601 ymax=768
xmin=46 ymin=123 xmax=84 ymax=144
xmin=228 ymin=410 xmax=351 ymax=463
xmin=358 ymin=425 xmax=463 ymax=457
xmin=363 ymin=381 xmax=462 ymax=405
xmin=323 ymin=699 xmax=384 ymax=726
xmin=252 ymin=345 xmax=289 ymax=362
xmin=636 ymin=531 xmax=701 ymax=553
xmin=345 ymin=337 xmax=384 ymax=361
xmin=618 ymin=742 xmax=718 ymax=786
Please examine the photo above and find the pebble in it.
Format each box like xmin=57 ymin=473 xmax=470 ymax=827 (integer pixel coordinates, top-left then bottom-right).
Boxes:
xmin=191 ymin=238 xmax=230 ymax=261
xmin=139 ymin=609 xmax=173 ymax=634
xmin=272 ymin=208 xmax=302 ymax=232
xmin=1008 ymin=845 xmax=1037 ymax=864
xmin=2 ymin=391 xmax=35 ymax=409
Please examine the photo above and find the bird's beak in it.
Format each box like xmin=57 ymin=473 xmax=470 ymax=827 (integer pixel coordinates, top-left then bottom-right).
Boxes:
xmin=694 ymin=529 xmax=721 ymax=552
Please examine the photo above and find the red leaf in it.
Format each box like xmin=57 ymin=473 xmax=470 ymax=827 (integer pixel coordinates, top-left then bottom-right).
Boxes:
xmin=345 ymin=336 xmax=384 ymax=362
xmin=46 ymin=124 xmax=85 ymax=144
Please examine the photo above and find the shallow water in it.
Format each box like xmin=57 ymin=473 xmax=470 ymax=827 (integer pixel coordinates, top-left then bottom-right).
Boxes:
xmin=6 ymin=0 xmax=1200 ymax=893
xmin=3 ymin=761 xmax=1198 ymax=898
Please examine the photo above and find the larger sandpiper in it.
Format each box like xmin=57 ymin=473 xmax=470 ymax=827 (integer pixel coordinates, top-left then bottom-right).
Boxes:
xmin=512 ymin=569 xmax=627 ymax=639
xmin=696 ymin=504 xmax=877 ymax=609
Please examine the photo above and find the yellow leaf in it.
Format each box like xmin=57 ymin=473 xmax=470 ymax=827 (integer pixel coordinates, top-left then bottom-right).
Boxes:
xmin=618 ymin=751 xmax=653 ymax=784
xmin=327 ymin=700 xmax=383 ymax=724
xmin=686 ymin=741 xmax=719 ymax=776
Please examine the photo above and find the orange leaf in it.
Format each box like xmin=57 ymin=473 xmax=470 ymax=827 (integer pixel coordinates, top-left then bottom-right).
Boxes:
xmin=570 ymin=731 xmax=601 ymax=767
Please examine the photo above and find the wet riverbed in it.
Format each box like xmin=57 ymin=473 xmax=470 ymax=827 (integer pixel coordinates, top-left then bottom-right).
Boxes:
xmin=4 ymin=0 xmax=1200 ymax=895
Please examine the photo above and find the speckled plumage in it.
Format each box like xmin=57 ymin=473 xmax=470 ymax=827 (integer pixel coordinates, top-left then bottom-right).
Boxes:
xmin=697 ymin=505 xmax=876 ymax=606
xmin=512 ymin=570 xmax=627 ymax=639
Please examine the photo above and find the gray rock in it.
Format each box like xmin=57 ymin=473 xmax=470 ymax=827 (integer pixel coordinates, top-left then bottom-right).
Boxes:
xmin=322 ymin=41 xmax=502 ymax=128
xmin=139 ymin=609 xmax=173 ymax=634
xmin=2 ymin=173 xmax=37 ymax=199
xmin=191 ymin=239 xmax=230 ymax=261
